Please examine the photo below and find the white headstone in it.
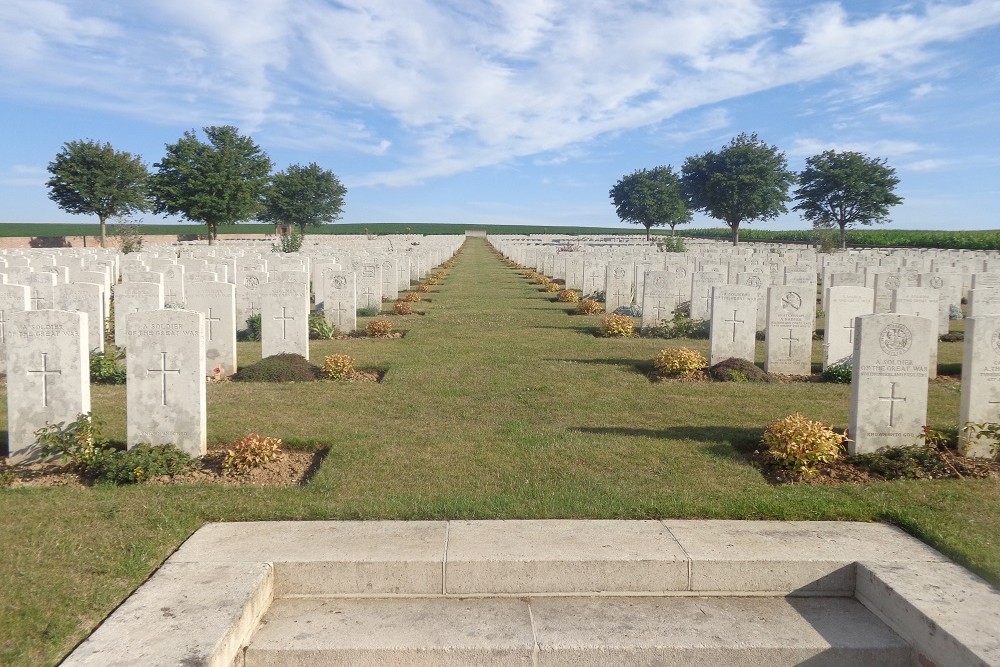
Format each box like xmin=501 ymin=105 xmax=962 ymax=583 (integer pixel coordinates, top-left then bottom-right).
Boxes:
xmin=126 ymin=309 xmax=206 ymax=456
xmin=5 ymin=310 xmax=90 ymax=463
xmin=708 ymin=285 xmax=758 ymax=366
xmin=114 ymin=282 xmax=164 ymax=348
xmin=186 ymin=282 xmax=237 ymax=376
xmin=261 ymin=281 xmax=310 ymax=359
xmin=54 ymin=282 xmax=105 ymax=353
xmin=320 ymin=269 xmax=357 ymax=333
xmin=764 ymin=286 xmax=816 ymax=375
xmin=0 ymin=283 xmax=30 ymax=374
xmin=823 ymin=286 xmax=874 ymax=370
xmin=959 ymin=315 xmax=1000 ymax=457
xmin=848 ymin=313 xmax=932 ymax=454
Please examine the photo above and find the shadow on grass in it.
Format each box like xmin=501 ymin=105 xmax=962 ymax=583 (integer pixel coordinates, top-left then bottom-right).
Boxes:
xmin=546 ymin=357 xmax=651 ymax=373
xmin=572 ymin=425 xmax=760 ymax=459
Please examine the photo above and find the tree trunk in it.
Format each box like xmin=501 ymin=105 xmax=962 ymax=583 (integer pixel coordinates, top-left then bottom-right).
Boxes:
xmin=98 ymin=215 xmax=107 ymax=249
xmin=645 ymin=224 xmax=651 ymax=242
xmin=840 ymin=225 xmax=847 ymax=250
xmin=731 ymin=221 xmax=740 ymax=246
xmin=208 ymin=222 xmax=216 ymax=246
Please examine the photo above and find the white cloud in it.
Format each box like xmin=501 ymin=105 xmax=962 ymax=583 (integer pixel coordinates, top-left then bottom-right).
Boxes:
xmin=788 ymin=138 xmax=926 ymax=159
xmin=1 ymin=0 xmax=999 ymax=185
xmin=0 ymin=165 xmax=47 ymax=187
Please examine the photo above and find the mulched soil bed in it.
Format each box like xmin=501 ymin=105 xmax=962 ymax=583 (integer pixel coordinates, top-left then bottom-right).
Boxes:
xmin=750 ymin=449 xmax=1000 ymax=486
xmin=1 ymin=447 xmax=326 ymax=489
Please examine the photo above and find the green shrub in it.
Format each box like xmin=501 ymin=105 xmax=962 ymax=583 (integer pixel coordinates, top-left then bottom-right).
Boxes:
xmin=89 ymin=351 xmax=126 ymax=384
xmin=357 ymin=305 xmax=380 ymax=317
xmin=652 ymin=347 xmax=708 ymax=379
xmin=961 ymin=422 xmax=1000 ymax=459
xmin=238 ymin=314 xmax=262 ymax=341
xmin=309 ymin=311 xmax=336 ymax=339
xmin=272 ymin=228 xmax=303 ymax=253
xmin=821 ymin=361 xmax=852 ymax=384
xmin=34 ymin=414 xmax=198 ymax=484
xmin=761 ymin=413 xmax=846 ymax=476
xmin=645 ymin=311 xmax=709 ymax=339
xmin=90 ymin=445 xmax=198 ymax=485
xmin=708 ymin=358 xmax=773 ymax=382
xmin=232 ymin=354 xmax=321 ymax=382
xmin=850 ymin=446 xmax=951 ymax=480
xmin=223 ymin=434 xmax=283 ymax=474
xmin=940 ymin=331 xmax=964 ymax=342
xmin=657 ymin=236 xmax=686 ymax=252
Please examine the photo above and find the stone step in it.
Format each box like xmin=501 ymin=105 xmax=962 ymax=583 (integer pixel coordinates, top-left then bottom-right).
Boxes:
xmin=243 ymin=595 xmax=913 ymax=666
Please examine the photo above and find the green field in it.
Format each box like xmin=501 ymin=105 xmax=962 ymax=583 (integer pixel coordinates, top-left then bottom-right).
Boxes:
xmin=0 ymin=238 xmax=997 ymax=666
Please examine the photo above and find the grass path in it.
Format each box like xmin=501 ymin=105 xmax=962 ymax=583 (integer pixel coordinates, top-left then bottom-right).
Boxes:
xmin=1 ymin=238 xmax=997 ymax=665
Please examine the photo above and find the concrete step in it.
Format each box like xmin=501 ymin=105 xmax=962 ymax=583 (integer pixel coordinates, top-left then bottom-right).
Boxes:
xmin=243 ymin=595 xmax=912 ymax=666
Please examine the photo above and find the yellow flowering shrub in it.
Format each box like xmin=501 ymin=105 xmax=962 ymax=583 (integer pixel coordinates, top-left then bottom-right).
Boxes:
xmin=404 ymin=291 xmax=422 ymax=302
xmin=365 ymin=318 xmax=394 ymax=338
xmin=575 ymin=298 xmax=604 ymax=315
xmin=556 ymin=289 xmax=581 ymax=303
xmin=761 ymin=413 xmax=847 ymax=476
xmin=417 ymin=284 xmax=431 ymax=293
xmin=321 ymin=354 xmax=354 ymax=380
xmin=652 ymin=347 xmax=708 ymax=379
xmin=544 ymin=281 xmax=560 ymax=292
xmin=599 ymin=314 xmax=635 ymax=337
xmin=223 ymin=434 xmax=282 ymax=474
xmin=394 ymin=301 xmax=414 ymax=315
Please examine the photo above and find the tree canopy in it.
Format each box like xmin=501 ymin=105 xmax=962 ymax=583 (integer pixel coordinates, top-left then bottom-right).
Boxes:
xmin=151 ymin=126 xmax=272 ymax=244
xmin=260 ymin=162 xmax=347 ymax=235
xmin=680 ymin=132 xmax=795 ymax=245
xmin=609 ymin=166 xmax=690 ymax=241
xmin=793 ymin=150 xmax=903 ymax=249
xmin=46 ymin=140 xmax=150 ymax=248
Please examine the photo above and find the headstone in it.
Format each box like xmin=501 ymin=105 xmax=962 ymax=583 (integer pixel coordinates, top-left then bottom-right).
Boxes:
xmin=319 ymin=269 xmax=357 ymax=333
xmin=114 ymin=282 xmax=164 ymax=347
xmin=125 ymin=309 xmax=206 ymax=457
xmin=959 ymin=315 xmax=1000 ymax=457
xmin=54 ymin=282 xmax=105 ymax=353
xmin=5 ymin=310 xmax=90 ymax=463
xmin=967 ymin=288 xmax=1000 ymax=318
xmin=356 ymin=262 xmax=382 ymax=310
xmin=162 ymin=265 xmax=186 ymax=306
xmin=823 ymin=286 xmax=874 ymax=370
xmin=690 ymin=271 xmax=725 ymax=321
xmin=764 ymin=286 xmax=816 ymax=375
xmin=891 ymin=287 xmax=940 ymax=379
xmin=604 ymin=263 xmax=634 ymax=312
xmin=261 ymin=281 xmax=310 ymax=359
xmin=186 ymin=282 xmax=237 ymax=376
xmin=236 ymin=270 xmax=267 ymax=330
xmin=640 ymin=271 xmax=675 ymax=329
xmin=0 ymin=284 xmax=30 ymax=374
xmin=708 ymin=285 xmax=758 ymax=366
xmin=380 ymin=258 xmax=399 ymax=301
xmin=848 ymin=313 xmax=932 ymax=454
xmin=918 ymin=273 xmax=961 ymax=335
xmin=18 ymin=272 xmax=58 ymax=310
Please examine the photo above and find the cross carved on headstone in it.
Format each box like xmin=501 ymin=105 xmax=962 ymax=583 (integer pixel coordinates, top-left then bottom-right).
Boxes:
xmin=29 ymin=290 xmax=45 ymax=309
xmin=27 ymin=352 xmax=61 ymax=407
xmin=725 ymin=309 xmax=744 ymax=342
xmin=0 ymin=310 xmax=7 ymax=342
xmin=147 ymin=351 xmax=181 ymax=407
xmin=843 ymin=319 xmax=856 ymax=344
xmin=361 ymin=287 xmax=376 ymax=307
xmin=274 ymin=306 xmax=294 ymax=340
xmin=878 ymin=382 xmax=907 ymax=427
xmin=782 ymin=328 xmax=799 ymax=357
xmin=204 ymin=308 xmax=221 ymax=341
xmin=248 ymin=302 xmax=260 ymax=318
xmin=333 ymin=301 xmax=351 ymax=322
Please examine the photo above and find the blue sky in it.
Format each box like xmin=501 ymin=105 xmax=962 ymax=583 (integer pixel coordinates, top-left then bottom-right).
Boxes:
xmin=1 ymin=0 xmax=999 ymax=231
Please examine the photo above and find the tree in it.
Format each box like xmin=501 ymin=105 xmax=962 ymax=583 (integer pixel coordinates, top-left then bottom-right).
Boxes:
xmin=151 ymin=126 xmax=272 ymax=244
xmin=609 ymin=166 xmax=690 ymax=241
xmin=260 ymin=162 xmax=347 ymax=236
xmin=681 ymin=132 xmax=795 ymax=246
xmin=793 ymin=150 xmax=903 ymax=250
xmin=46 ymin=140 xmax=150 ymax=248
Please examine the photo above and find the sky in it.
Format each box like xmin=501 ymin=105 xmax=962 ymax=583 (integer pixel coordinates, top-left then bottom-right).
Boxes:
xmin=1 ymin=0 xmax=999 ymax=232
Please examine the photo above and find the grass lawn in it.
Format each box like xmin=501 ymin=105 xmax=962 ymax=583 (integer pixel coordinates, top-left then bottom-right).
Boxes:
xmin=1 ymin=238 xmax=997 ymax=666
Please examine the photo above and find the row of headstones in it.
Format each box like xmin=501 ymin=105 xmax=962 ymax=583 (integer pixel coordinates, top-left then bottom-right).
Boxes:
xmin=4 ymin=238 xmax=466 ymax=465
xmin=500 ymin=244 xmax=996 ymax=459
xmin=6 ymin=308 xmax=207 ymax=464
